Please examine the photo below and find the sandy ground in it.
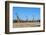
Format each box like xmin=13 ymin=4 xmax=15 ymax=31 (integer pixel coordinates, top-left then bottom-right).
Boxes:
xmin=13 ymin=22 xmax=40 ymax=28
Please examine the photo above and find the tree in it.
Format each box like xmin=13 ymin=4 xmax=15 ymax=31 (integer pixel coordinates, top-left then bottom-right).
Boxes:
xmin=32 ymin=12 xmax=34 ymax=22
xmin=25 ymin=16 xmax=28 ymax=21
xmin=16 ymin=12 xmax=20 ymax=23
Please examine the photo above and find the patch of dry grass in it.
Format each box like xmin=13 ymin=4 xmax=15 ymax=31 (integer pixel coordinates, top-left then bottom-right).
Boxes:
xmin=13 ymin=22 xmax=40 ymax=28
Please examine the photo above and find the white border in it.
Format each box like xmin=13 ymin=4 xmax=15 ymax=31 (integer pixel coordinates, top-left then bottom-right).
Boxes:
xmin=9 ymin=3 xmax=43 ymax=32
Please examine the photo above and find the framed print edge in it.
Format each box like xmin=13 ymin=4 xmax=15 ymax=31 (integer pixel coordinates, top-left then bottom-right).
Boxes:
xmin=5 ymin=1 xmax=45 ymax=34
xmin=5 ymin=1 xmax=9 ymax=34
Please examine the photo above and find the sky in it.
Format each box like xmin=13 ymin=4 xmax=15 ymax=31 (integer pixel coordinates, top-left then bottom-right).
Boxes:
xmin=13 ymin=7 xmax=40 ymax=20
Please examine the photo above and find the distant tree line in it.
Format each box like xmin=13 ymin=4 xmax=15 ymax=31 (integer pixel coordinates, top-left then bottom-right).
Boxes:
xmin=13 ymin=19 xmax=40 ymax=23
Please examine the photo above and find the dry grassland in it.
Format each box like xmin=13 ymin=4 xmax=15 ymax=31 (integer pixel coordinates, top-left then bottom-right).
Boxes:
xmin=13 ymin=22 xmax=40 ymax=28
